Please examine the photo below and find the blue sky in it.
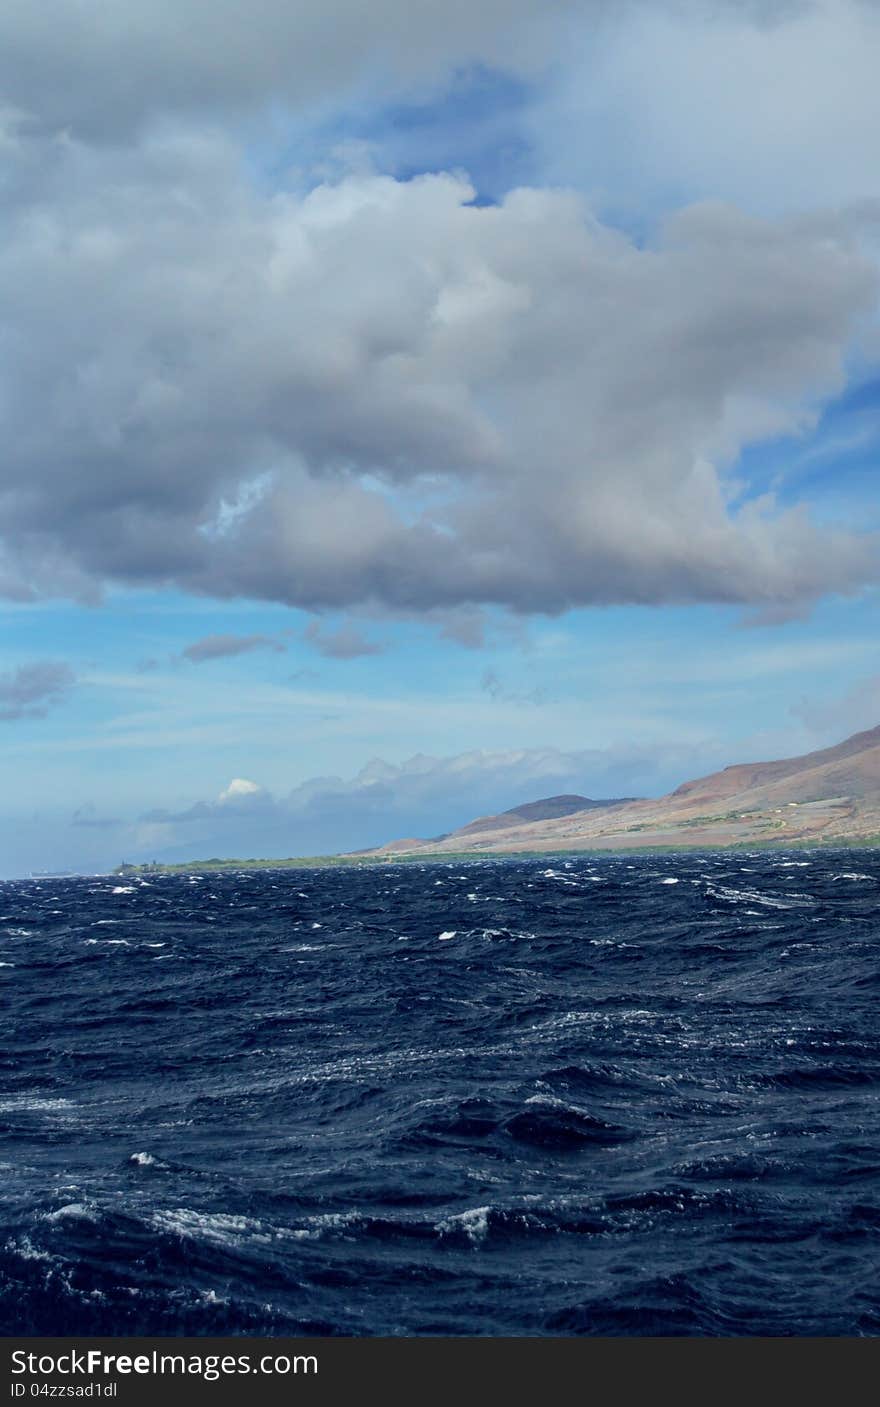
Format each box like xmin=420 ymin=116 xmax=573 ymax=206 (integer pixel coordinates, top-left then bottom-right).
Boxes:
xmin=2 ymin=1 xmax=880 ymax=875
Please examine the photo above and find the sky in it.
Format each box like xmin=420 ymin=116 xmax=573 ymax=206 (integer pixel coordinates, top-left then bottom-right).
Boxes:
xmin=3 ymin=0 xmax=880 ymax=875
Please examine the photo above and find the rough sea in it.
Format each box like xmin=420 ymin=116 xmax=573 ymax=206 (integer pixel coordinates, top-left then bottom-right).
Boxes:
xmin=2 ymin=851 xmax=879 ymax=1337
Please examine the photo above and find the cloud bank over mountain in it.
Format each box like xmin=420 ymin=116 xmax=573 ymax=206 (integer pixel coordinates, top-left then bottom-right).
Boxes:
xmin=133 ymin=740 xmax=713 ymax=858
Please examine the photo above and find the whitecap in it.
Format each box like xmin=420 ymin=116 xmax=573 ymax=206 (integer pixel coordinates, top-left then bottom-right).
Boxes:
xmin=706 ymin=881 xmax=810 ymax=910
xmin=0 ymin=1096 xmax=73 ymax=1113
xmin=43 ymin=1203 xmax=96 ymax=1223
xmin=290 ymin=1210 xmax=363 ymax=1242
xmin=435 ymin=1206 xmax=490 ymax=1243
xmin=8 ymin=1236 xmax=53 ymax=1263
xmin=151 ymin=1208 xmax=272 ymax=1248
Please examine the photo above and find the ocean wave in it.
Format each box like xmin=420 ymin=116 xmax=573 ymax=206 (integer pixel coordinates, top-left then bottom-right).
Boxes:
xmin=2 ymin=851 xmax=879 ymax=1336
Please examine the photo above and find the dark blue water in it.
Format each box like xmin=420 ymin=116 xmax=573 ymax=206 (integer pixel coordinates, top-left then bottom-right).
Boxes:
xmin=2 ymin=851 xmax=879 ymax=1336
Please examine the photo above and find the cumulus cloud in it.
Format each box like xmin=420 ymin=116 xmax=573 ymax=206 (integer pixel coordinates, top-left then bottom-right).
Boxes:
xmin=531 ymin=0 xmax=880 ymax=217
xmin=0 ymin=127 xmax=877 ymax=617
xmin=304 ymin=621 xmax=386 ymax=659
xmin=181 ymin=633 xmax=285 ymax=663
xmin=0 ymin=661 xmax=75 ymax=721
xmin=0 ymin=3 xmax=878 ymax=626
xmin=218 ymin=777 xmax=263 ymax=803
xmin=0 ymin=0 xmax=576 ymax=138
xmin=144 ymin=776 xmax=269 ymax=823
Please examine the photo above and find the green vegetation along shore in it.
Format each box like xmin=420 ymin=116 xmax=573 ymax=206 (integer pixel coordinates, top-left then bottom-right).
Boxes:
xmin=114 ymin=833 xmax=880 ymax=876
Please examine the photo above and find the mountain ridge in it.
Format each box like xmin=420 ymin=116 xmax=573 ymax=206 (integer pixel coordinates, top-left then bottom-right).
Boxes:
xmin=441 ymin=792 xmax=638 ymax=837
xmin=366 ymin=724 xmax=880 ymax=856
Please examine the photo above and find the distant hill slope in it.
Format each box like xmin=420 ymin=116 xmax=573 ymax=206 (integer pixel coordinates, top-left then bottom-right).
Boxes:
xmin=671 ymin=724 xmax=880 ymax=805
xmin=366 ymin=725 xmax=880 ymax=856
xmin=449 ymin=793 xmax=637 ymax=838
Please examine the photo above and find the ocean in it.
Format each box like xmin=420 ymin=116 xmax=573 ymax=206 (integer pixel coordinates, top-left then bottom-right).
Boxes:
xmin=1 ymin=851 xmax=879 ymax=1337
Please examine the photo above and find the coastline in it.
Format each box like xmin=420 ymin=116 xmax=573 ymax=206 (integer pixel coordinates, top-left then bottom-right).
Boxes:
xmin=115 ymin=833 xmax=880 ymax=874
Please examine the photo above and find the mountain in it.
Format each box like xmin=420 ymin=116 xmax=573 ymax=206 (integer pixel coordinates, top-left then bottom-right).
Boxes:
xmin=366 ymin=725 xmax=880 ymax=856
xmin=442 ymin=793 xmax=637 ymax=838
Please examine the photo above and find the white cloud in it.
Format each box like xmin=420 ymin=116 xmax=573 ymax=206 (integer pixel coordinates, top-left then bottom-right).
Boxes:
xmin=1 ymin=2 xmax=879 ymax=628
xmin=218 ymin=777 xmax=263 ymax=803
xmin=0 ymin=129 xmax=876 ymax=617
xmin=530 ymin=0 xmax=880 ymax=216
